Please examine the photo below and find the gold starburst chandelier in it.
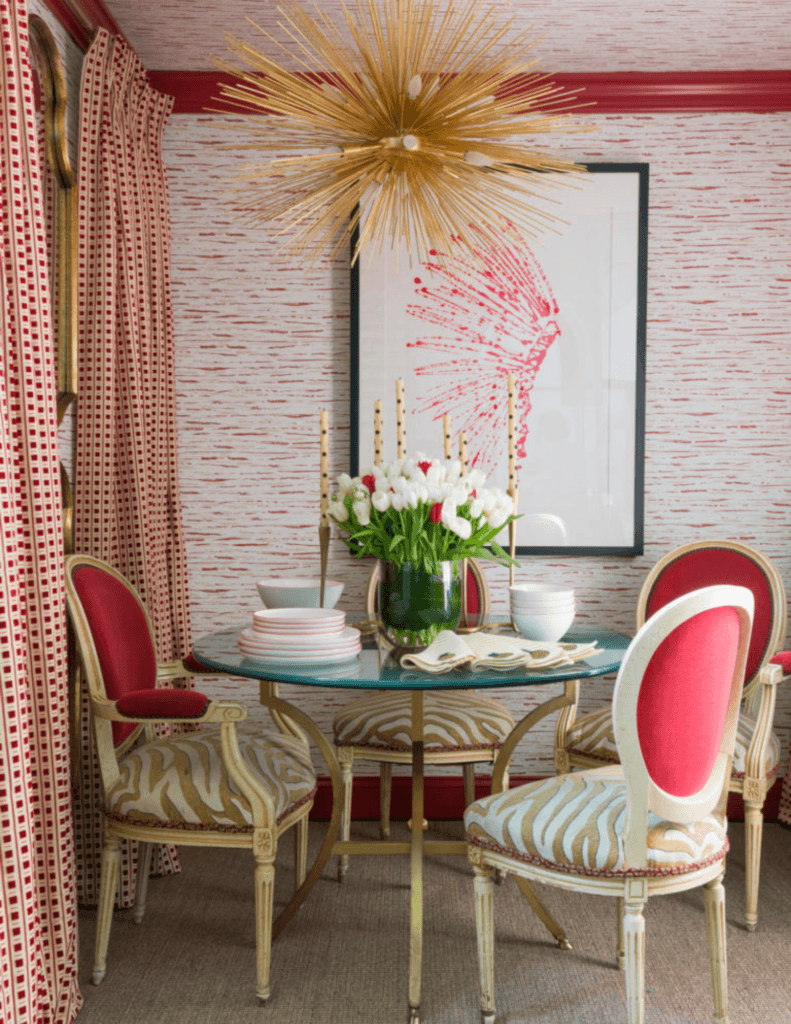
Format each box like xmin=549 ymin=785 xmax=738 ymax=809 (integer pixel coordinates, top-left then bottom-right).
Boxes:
xmin=215 ymin=0 xmax=589 ymax=266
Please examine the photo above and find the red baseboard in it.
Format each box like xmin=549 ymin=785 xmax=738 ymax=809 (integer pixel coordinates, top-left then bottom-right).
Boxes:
xmin=308 ymin=773 xmax=784 ymax=823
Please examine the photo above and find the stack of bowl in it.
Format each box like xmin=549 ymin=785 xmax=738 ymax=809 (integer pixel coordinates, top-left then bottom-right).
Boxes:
xmin=510 ymin=583 xmax=575 ymax=642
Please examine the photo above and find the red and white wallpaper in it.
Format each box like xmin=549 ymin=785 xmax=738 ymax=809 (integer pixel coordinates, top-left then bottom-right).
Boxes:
xmin=162 ymin=108 xmax=791 ymax=778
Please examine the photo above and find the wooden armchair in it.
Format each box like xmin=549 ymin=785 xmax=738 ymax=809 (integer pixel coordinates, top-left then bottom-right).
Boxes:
xmin=65 ymin=554 xmax=316 ymax=1004
xmin=466 ymin=584 xmax=754 ymax=1024
xmin=333 ymin=559 xmax=515 ymax=879
xmin=554 ymin=539 xmax=789 ymax=930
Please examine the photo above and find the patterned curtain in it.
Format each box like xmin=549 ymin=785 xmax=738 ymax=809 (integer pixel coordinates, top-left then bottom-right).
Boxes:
xmin=0 ymin=1 xmax=81 ymax=1021
xmin=72 ymin=28 xmax=193 ymax=907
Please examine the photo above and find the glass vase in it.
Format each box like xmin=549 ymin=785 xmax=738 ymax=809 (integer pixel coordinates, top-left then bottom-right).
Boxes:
xmin=377 ymin=558 xmax=462 ymax=649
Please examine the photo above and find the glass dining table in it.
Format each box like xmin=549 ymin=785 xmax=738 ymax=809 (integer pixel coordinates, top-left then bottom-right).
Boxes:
xmin=192 ymin=621 xmax=630 ymax=1024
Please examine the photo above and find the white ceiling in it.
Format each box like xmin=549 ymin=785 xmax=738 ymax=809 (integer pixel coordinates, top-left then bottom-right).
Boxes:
xmin=102 ymin=0 xmax=791 ymax=73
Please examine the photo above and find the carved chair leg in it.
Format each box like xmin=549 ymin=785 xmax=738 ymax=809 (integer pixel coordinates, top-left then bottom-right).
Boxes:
xmin=380 ymin=761 xmax=393 ymax=839
xmin=743 ymin=795 xmax=764 ymax=931
xmin=616 ymin=896 xmax=626 ymax=969
xmin=463 ymin=763 xmax=476 ymax=808
xmin=473 ymin=863 xmax=497 ymax=1024
xmin=132 ymin=841 xmax=153 ymax=924
xmin=93 ymin=833 xmax=121 ymax=985
xmin=337 ymin=748 xmax=353 ymax=882
xmin=622 ymin=892 xmax=646 ymax=1024
xmin=704 ymin=872 xmax=729 ymax=1023
xmin=253 ymin=831 xmax=276 ymax=1005
xmin=294 ymin=815 xmax=309 ymax=890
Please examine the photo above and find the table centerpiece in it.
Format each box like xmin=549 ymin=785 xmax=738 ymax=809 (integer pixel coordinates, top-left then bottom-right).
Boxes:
xmin=328 ymin=453 xmax=517 ymax=648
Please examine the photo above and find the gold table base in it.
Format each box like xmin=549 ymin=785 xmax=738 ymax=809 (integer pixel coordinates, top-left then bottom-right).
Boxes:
xmin=260 ymin=681 xmax=576 ymax=1023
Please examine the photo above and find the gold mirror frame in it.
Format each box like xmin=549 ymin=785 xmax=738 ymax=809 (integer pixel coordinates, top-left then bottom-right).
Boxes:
xmin=29 ymin=14 xmax=78 ymax=550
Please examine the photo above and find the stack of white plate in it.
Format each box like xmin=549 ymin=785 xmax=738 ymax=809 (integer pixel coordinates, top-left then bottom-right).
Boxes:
xmin=237 ymin=607 xmax=361 ymax=666
xmin=510 ymin=584 xmax=576 ymax=642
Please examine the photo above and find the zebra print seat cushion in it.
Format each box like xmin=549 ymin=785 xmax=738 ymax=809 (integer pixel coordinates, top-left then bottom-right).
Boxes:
xmin=104 ymin=724 xmax=316 ymax=831
xmin=333 ymin=691 xmax=515 ymax=752
xmin=465 ymin=765 xmax=728 ymax=877
xmin=565 ymin=707 xmax=781 ymax=780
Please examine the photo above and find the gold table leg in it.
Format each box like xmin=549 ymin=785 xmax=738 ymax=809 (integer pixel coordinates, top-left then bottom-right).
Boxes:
xmin=408 ymin=690 xmax=424 ymax=1024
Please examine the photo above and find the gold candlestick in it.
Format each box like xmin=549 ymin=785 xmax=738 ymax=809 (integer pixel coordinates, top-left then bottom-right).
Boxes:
xmin=443 ymin=414 xmax=452 ymax=461
xmin=507 ymin=374 xmax=518 ymax=591
xmin=459 ymin=431 xmax=467 ymax=475
xmin=319 ymin=409 xmax=330 ymax=607
xmin=374 ymin=400 xmax=383 ymax=467
xmin=396 ymin=378 xmax=405 ymax=459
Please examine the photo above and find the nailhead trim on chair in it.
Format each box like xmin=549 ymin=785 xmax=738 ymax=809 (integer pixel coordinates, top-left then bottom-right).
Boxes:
xmin=466 ymin=834 xmax=730 ymax=879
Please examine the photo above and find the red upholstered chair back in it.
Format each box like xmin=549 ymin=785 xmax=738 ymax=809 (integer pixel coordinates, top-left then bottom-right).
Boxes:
xmin=638 ymin=541 xmax=785 ymax=689
xmin=614 ymin=585 xmax=753 ymax=834
xmin=68 ymin=558 xmax=158 ymax=746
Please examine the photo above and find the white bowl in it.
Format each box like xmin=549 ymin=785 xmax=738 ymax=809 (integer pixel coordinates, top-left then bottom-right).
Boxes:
xmin=511 ymin=606 xmax=576 ymax=643
xmin=510 ymin=584 xmax=575 ymax=601
xmin=256 ymin=577 xmax=344 ymax=609
xmin=511 ymin=597 xmax=576 ymax=611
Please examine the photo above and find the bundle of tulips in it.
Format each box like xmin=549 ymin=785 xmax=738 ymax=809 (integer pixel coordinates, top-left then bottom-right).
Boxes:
xmin=328 ymin=454 xmax=517 ymax=571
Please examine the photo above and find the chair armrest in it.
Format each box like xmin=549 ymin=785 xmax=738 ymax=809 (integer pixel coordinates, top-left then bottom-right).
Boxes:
xmin=157 ymin=654 xmax=218 ymax=682
xmin=741 ymin=662 xmax=783 ymax=781
xmin=769 ymin=650 xmax=791 ymax=675
xmin=742 ymin=658 xmax=785 ymax=708
xmin=92 ymin=689 xmax=247 ymax=724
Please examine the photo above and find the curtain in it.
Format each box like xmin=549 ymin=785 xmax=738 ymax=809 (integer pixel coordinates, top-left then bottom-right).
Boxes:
xmin=0 ymin=1 xmax=81 ymax=1021
xmin=72 ymin=28 xmax=193 ymax=907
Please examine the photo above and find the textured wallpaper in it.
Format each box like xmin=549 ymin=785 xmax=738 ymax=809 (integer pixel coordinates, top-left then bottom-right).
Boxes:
xmin=163 ymin=109 xmax=791 ymax=778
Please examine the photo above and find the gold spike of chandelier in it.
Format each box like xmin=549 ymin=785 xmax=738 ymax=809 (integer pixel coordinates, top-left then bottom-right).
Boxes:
xmin=215 ymin=0 xmax=590 ymax=266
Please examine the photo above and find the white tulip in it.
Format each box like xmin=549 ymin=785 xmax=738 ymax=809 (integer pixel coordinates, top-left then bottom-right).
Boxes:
xmin=446 ymin=459 xmax=462 ymax=481
xmin=391 ymin=492 xmax=407 ymax=511
xmin=425 ymin=464 xmax=443 ymax=486
xmin=329 ymin=500 xmax=348 ymax=523
xmin=487 ymin=507 xmax=509 ymax=529
xmin=352 ymin=499 xmax=371 ymax=526
xmin=467 ymin=468 xmax=486 ymax=490
xmin=372 ymin=490 xmax=391 ymax=512
xmin=441 ymin=496 xmax=457 ymax=525
xmin=470 ymin=497 xmax=484 ymax=519
xmin=336 ymin=473 xmax=354 ymax=495
xmin=447 ymin=515 xmax=472 ymax=539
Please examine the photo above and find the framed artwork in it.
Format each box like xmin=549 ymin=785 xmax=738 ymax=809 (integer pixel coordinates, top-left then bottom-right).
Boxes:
xmin=351 ymin=162 xmax=648 ymax=555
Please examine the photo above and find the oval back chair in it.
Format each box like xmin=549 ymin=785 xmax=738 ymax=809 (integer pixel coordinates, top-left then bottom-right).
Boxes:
xmin=554 ymin=539 xmax=788 ymax=930
xmin=65 ymin=554 xmax=316 ymax=1004
xmin=467 ymin=584 xmax=754 ymax=1024
xmin=333 ymin=559 xmax=516 ymax=880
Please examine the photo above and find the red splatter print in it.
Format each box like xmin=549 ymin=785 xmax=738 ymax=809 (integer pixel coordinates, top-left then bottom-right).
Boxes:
xmin=406 ymin=224 xmax=560 ymax=476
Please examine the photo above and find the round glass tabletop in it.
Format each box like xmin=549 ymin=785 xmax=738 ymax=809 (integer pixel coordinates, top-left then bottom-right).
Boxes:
xmin=192 ymin=621 xmax=631 ymax=691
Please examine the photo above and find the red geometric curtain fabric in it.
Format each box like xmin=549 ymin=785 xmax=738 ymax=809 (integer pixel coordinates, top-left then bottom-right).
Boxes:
xmin=72 ymin=28 xmax=193 ymax=907
xmin=0 ymin=1 xmax=81 ymax=1021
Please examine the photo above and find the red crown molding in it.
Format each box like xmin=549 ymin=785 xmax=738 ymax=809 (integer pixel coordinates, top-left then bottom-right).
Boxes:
xmin=148 ymin=69 xmax=791 ymax=115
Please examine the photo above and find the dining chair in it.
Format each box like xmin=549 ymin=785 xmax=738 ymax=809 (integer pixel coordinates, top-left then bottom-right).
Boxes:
xmin=64 ymin=554 xmax=316 ymax=1004
xmin=554 ymin=539 xmax=789 ymax=931
xmin=333 ymin=559 xmax=515 ymax=880
xmin=466 ymin=584 xmax=754 ymax=1024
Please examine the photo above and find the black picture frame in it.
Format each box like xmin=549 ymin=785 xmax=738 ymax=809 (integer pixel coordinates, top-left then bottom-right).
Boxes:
xmin=351 ymin=162 xmax=648 ymax=556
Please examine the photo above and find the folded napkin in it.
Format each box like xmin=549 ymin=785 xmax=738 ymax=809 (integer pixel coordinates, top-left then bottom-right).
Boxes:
xmin=400 ymin=631 xmax=599 ymax=675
